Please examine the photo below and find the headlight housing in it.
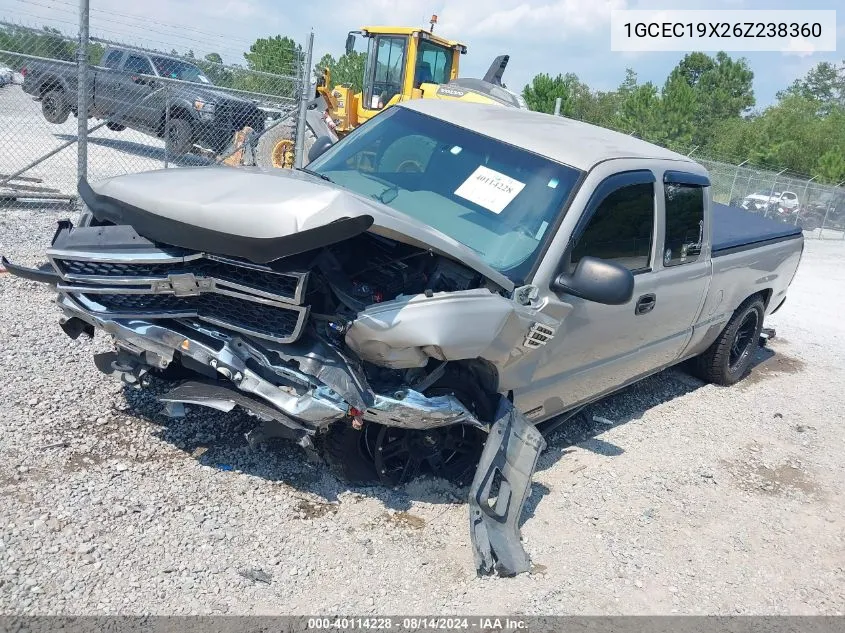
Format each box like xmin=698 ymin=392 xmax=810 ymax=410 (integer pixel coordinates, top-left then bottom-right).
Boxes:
xmin=194 ymin=99 xmax=215 ymax=115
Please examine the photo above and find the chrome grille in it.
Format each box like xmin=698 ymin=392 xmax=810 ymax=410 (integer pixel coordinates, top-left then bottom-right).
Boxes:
xmin=50 ymin=250 xmax=309 ymax=344
xmin=76 ymin=293 xmax=306 ymax=343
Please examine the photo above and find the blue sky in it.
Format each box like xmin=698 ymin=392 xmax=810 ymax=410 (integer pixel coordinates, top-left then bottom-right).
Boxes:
xmin=1 ymin=0 xmax=841 ymax=110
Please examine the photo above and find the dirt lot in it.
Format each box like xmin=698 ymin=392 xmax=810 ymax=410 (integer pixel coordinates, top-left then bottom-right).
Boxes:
xmin=0 ymin=204 xmax=843 ymax=616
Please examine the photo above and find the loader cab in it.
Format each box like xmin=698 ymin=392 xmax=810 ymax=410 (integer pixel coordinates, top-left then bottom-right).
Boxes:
xmin=346 ymin=26 xmax=466 ymax=124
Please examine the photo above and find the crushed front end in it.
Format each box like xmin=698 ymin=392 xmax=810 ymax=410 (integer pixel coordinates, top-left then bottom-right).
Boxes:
xmin=3 ymin=170 xmax=555 ymax=577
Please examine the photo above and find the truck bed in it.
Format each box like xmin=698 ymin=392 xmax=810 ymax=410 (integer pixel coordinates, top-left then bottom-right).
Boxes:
xmin=712 ymin=202 xmax=803 ymax=256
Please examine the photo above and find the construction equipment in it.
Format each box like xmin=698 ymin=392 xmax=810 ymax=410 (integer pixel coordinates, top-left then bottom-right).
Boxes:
xmin=253 ymin=15 xmax=526 ymax=169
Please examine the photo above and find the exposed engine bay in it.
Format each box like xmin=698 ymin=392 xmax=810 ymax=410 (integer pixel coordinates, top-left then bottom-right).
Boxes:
xmin=1 ymin=171 xmax=558 ymax=578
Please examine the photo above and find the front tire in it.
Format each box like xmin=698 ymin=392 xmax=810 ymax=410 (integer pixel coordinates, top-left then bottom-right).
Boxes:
xmin=319 ymin=367 xmax=494 ymax=486
xmin=164 ymin=118 xmax=194 ymax=156
xmin=41 ymin=89 xmax=70 ymax=124
xmin=693 ymin=295 xmax=765 ymax=385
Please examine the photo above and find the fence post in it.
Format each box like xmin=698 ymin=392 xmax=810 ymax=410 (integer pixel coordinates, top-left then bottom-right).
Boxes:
xmin=76 ymin=0 xmax=90 ymax=216
xmin=819 ymin=196 xmax=834 ymax=240
xmin=293 ymin=30 xmax=314 ymax=170
xmin=553 ymin=97 xmax=561 ymax=116
xmin=727 ymin=159 xmax=747 ymax=205
xmin=164 ymin=86 xmax=170 ymax=169
xmin=796 ymin=175 xmax=816 ymax=225
xmin=765 ymin=168 xmax=787 ymax=218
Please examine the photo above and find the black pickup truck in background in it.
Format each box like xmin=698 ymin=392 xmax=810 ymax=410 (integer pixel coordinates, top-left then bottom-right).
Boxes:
xmin=22 ymin=46 xmax=266 ymax=156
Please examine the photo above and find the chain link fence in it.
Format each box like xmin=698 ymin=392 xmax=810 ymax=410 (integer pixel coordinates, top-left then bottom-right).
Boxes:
xmin=691 ymin=150 xmax=845 ymax=241
xmin=3 ymin=11 xmax=843 ymax=242
xmin=1 ymin=15 xmax=313 ymax=215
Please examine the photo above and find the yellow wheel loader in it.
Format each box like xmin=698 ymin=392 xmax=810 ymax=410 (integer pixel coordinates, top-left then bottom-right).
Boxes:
xmin=249 ymin=16 xmax=526 ymax=170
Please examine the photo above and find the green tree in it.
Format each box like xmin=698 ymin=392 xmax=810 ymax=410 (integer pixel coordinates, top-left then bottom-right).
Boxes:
xmin=244 ymin=34 xmax=301 ymax=76
xmin=666 ymin=51 xmax=755 ymax=146
xmin=658 ymin=72 xmax=697 ymax=147
xmin=708 ymin=95 xmax=845 ymax=183
xmin=195 ymin=52 xmax=233 ymax=87
xmin=817 ymin=149 xmax=845 ymax=184
xmin=617 ymin=81 xmax=661 ymax=142
xmin=521 ymin=72 xmax=592 ymax=116
xmin=314 ymin=51 xmax=366 ymax=93
xmin=777 ymin=60 xmax=844 ymax=114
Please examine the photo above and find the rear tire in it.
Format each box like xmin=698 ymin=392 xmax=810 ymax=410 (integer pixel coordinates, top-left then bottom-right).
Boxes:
xmin=692 ymin=295 xmax=765 ymax=386
xmin=41 ymin=89 xmax=70 ymax=124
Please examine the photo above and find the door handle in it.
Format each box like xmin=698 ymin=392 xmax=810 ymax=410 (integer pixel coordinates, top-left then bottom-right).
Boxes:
xmin=635 ymin=293 xmax=656 ymax=315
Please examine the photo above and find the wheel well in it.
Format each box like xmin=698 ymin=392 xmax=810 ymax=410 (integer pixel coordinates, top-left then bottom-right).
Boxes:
xmin=447 ymin=358 xmax=500 ymax=423
xmin=756 ymin=288 xmax=773 ymax=309
xmin=159 ymin=106 xmax=193 ymax=135
xmin=39 ymin=80 xmax=63 ymax=96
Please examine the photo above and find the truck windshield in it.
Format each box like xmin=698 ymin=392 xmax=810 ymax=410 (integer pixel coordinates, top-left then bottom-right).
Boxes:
xmin=307 ymin=107 xmax=582 ymax=280
xmin=150 ymin=57 xmax=211 ymax=84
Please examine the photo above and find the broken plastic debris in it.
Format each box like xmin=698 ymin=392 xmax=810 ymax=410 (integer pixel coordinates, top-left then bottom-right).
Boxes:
xmin=238 ymin=568 xmax=272 ymax=584
xmin=593 ymin=415 xmax=615 ymax=426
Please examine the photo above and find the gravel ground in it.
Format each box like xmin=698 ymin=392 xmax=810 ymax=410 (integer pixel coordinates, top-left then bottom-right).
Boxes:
xmin=0 ymin=206 xmax=844 ymax=616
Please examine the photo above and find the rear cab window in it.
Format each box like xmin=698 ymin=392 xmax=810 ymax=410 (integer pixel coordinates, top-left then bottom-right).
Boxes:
xmin=662 ymin=171 xmax=707 ymax=267
xmin=102 ymin=50 xmax=123 ymax=70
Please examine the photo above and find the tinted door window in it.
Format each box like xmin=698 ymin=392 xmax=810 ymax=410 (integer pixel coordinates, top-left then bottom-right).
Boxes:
xmin=663 ymin=183 xmax=704 ymax=266
xmin=124 ymin=54 xmax=153 ymax=75
xmin=571 ymin=182 xmax=655 ymax=271
xmin=102 ymin=50 xmax=123 ymax=69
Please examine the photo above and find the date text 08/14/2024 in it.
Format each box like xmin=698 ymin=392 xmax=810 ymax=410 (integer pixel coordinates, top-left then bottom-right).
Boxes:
xmin=306 ymin=617 xmax=528 ymax=630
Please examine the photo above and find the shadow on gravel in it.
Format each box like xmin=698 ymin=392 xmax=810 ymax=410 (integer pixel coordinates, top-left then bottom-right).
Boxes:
xmin=118 ymin=380 xmax=462 ymax=513
xmin=534 ymin=367 xmax=708 ymax=476
xmin=55 ymin=134 xmax=213 ymax=168
xmin=533 ymin=346 xmax=784 ymax=475
xmin=115 ymin=345 xmax=788 ymax=514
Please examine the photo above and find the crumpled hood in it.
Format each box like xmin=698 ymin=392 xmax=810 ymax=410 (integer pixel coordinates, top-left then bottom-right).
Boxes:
xmin=84 ymin=167 xmax=514 ymax=292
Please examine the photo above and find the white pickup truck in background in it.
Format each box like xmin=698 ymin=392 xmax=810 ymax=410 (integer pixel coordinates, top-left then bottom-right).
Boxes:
xmin=741 ymin=189 xmax=800 ymax=215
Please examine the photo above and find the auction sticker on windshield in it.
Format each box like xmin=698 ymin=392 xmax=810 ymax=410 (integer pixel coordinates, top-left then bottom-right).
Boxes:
xmin=455 ymin=166 xmax=525 ymax=214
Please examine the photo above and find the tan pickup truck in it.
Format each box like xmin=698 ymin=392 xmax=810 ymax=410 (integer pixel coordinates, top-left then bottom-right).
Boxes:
xmin=3 ymin=99 xmax=804 ymax=577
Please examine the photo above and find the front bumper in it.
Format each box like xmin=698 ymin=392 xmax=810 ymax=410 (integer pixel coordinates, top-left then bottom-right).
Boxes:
xmin=54 ymin=292 xmax=486 ymax=435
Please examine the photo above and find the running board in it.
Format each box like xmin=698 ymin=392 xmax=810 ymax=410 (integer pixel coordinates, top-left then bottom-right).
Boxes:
xmin=468 ymin=397 xmax=546 ymax=577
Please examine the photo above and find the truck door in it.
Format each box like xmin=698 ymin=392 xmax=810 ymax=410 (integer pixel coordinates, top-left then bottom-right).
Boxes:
xmin=95 ymin=49 xmax=125 ymax=120
xmin=120 ymin=54 xmax=160 ymax=132
xmin=512 ymin=168 xmax=709 ymax=418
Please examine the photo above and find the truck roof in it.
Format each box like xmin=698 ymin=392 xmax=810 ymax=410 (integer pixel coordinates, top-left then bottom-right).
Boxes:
xmin=104 ymin=45 xmax=191 ymax=65
xmin=398 ymin=100 xmax=700 ymax=173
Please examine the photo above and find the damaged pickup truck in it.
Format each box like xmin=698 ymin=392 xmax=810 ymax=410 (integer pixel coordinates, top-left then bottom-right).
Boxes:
xmin=3 ymin=100 xmax=804 ymax=577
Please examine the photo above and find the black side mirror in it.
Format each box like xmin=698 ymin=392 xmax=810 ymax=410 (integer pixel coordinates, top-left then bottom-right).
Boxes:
xmin=551 ymin=256 xmax=634 ymax=305
xmin=345 ymin=33 xmax=356 ymax=56
xmin=307 ymin=136 xmax=334 ymax=163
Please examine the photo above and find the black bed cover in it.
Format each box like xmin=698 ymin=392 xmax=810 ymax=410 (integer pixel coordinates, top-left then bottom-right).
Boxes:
xmin=711 ymin=202 xmax=803 ymax=256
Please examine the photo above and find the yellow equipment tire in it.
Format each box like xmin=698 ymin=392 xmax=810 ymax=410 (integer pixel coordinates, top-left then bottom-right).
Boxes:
xmin=255 ymin=122 xmax=315 ymax=170
xmin=377 ymin=135 xmax=436 ymax=173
